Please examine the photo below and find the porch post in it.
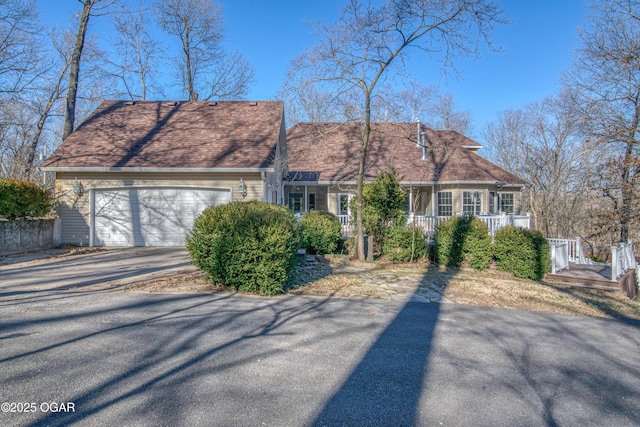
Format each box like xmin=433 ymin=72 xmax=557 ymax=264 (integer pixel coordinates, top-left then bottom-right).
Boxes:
xmin=409 ymin=184 xmax=413 ymax=220
xmin=304 ymin=185 xmax=308 ymax=212
xmin=431 ymin=185 xmax=436 ymax=216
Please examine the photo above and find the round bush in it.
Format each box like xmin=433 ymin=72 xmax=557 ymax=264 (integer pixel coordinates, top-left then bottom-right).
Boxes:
xmin=382 ymin=225 xmax=429 ymax=262
xmin=186 ymin=201 xmax=300 ymax=295
xmin=0 ymin=179 xmax=52 ymax=219
xmin=464 ymin=218 xmax=493 ymax=270
xmin=301 ymin=210 xmax=342 ymax=254
xmin=435 ymin=216 xmax=492 ymax=269
xmin=494 ymin=226 xmax=550 ymax=280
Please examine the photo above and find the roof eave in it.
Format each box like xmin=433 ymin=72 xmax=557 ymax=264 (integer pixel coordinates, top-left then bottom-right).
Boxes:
xmin=41 ymin=166 xmax=275 ymax=173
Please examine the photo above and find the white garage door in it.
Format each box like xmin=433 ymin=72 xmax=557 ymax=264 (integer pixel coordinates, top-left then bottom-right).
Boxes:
xmin=94 ymin=187 xmax=231 ymax=246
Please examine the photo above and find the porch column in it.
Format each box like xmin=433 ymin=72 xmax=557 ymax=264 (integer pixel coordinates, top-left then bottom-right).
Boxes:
xmin=431 ymin=185 xmax=436 ymax=216
xmin=409 ymin=184 xmax=413 ymax=218
xmin=304 ymin=185 xmax=308 ymax=212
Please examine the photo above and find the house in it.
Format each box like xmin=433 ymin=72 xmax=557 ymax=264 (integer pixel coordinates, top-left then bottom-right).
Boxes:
xmin=284 ymin=122 xmax=529 ymax=235
xmin=42 ymin=100 xmax=287 ymax=246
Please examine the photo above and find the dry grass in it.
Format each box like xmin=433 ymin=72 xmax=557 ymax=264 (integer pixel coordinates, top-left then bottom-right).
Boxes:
xmin=126 ymin=256 xmax=640 ymax=320
xmin=441 ymin=269 xmax=640 ymax=319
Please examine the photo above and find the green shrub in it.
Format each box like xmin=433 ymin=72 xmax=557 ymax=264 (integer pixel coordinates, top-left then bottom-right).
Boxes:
xmin=0 ymin=179 xmax=53 ymax=220
xmin=434 ymin=216 xmax=492 ymax=269
xmin=352 ymin=169 xmax=406 ymax=251
xmin=186 ymin=201 xmax=300 ymax=295
xmin=494 ymin=226 xmax=550 ymax=280
xmin=301 ymin=210 xmax=342 ymax=254
xmin=464 ymin=218 xmax=493 ymax=270
xmin=382 ymin=225 xmax=429 ymax=262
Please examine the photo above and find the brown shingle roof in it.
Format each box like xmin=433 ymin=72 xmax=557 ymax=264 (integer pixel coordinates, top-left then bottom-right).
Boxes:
xmin=286 ymin=122 xmax=525 ymax=185
xmin=42 ymin=100 xmax=284 ymax=170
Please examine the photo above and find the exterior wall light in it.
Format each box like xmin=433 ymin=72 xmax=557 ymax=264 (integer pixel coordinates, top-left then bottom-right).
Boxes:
xmin=239 ymin=178 xmax=247 ymax=198
xmin=73 ymin=178 xmax=84 ymax=196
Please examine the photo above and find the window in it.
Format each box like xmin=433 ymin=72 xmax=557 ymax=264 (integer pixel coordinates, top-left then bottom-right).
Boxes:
xmin=437 ymin=191 xmax=452 ymax=217
xmin=338 ymin=194 xmax=351 ymax=216
xmin=500 ymin=193 xmax=514 ymax=214
xmin=462 ymin=191 xmax=482 ymax=216
xmin=288 ymin=192 xmax=303 ymax=213
xmin=308 ymin=193 xmax=316 ymax=211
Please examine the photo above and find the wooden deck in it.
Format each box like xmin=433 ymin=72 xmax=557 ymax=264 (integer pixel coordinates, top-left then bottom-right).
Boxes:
xmin=546 ymin=263 xmax=637 ymax=299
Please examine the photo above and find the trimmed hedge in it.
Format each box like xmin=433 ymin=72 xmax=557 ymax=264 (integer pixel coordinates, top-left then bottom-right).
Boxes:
xmin=494 ymin=226 xmax=550 ymax=280
xmin=0 ymin=179 xmax=52 ymax=219
xmin=435 ymin=216 xmax=492 ymax=269
xmin=186 ymin=201 xmax=300 ymax=295
xmin=382 ymin=225 xmax=429 ymax=262
xmin=301 ymin=210 xmax=342 ymax=254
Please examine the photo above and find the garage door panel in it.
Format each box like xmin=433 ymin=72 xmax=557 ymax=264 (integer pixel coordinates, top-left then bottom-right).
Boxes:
xmin=94 ymin=187 xmax=230 ymax=246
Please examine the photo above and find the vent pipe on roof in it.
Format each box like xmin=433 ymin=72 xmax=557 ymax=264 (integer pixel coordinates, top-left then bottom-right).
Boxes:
xmin=421 ymin=134 xmax=427 ymax=161
xmin=416 ymin=120 xmax=427 ymax=161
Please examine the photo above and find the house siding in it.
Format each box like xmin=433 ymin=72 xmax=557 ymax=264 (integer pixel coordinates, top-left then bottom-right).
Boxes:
xmin=55 ymin=171 xmax=264 ymax=245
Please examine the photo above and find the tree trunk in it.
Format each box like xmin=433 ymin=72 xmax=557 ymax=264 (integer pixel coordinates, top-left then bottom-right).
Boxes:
xmin=620 ymin=102 xmax=640 ymax=242
xmin=23 ymin=63 xmax=70 ymax=178
xmin=183 ymin=26 xmax=197 ymax=101
xmin=63 ymin=0 xmax=93 ymax=140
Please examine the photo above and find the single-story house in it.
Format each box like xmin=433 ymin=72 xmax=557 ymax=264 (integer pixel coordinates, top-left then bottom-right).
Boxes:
xmin=42 ymin=100 xmax=287 ymax=246
xmin=284 ymin=122 xmax=529 ymax=235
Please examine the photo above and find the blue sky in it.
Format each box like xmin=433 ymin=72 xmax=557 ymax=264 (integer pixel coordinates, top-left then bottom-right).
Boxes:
xmin=37 ymin=0 xmax=586 ymax=140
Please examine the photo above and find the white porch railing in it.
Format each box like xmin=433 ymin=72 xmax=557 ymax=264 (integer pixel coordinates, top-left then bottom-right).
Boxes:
xmin=547 ymin=237 xmax=592 ymax=264
xmin=409 ymin=213 xmax=531 ymax=236
xmin=549 ymin=241 xmax=570 ymax=274
xmin=611 ymin=240 xmax=637 ymax=281
xmin=338 ymin=213 xmax=531 ymax=237
xmin=337 ymin=215 xmax=351 ymax=236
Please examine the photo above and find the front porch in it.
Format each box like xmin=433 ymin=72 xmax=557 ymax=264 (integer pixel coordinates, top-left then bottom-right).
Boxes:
xmin=336 ymin=213 xmax=531 ymax=237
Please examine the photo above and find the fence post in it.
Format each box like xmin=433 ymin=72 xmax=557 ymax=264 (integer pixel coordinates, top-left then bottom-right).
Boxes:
xmin=551 ymin=244 xmax=557 ymax=275
xmin=611 ymin=244 xmax=618 ymax=282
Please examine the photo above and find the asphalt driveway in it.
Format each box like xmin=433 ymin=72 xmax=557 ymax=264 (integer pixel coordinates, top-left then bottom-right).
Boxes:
xmin=0 ymin=248 xmax=192 ymax=292
xmin=1 ymin=288 xmax=639 ymax=426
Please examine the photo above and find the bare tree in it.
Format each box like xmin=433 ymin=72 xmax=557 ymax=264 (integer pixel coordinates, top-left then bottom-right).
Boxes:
xmin=0 ymin=0 xmax=41 ymax=95
xmin=370 ymin=82 xmax=436 ymax=123
xmin=104 ymin=1 xmax=161 ymax=100
xmin=155 ymin=0 xmax=254 ymax=100
xmin=427 ymin=92 xmax=473 ymax=135
xmin=62 ymin=0 xmax=113 ymax=140
xmin=483 ymin=90 xmax=595 ymax=239
xmin=286 ymin=0 xmax=505 ymax=260
xmin=566 ymin=0 xmax=640 ymax=242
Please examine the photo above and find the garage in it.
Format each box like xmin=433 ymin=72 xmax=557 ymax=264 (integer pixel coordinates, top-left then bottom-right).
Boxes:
xmin=92 ymin=187 xmax=231 ymax=246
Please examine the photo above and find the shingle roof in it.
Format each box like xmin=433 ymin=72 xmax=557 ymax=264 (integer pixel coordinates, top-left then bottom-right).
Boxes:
xmin=286 ymin=122 xmax=526 ymax=185
xmin=42 ymin=100 xmax=284 ymax=170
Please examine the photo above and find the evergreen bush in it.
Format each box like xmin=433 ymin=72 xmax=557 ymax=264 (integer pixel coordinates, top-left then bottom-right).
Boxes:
xmin=301 ymin=210 xmax=342 ymax=254
xmin=353 ymin=169 xmax=406 ymax=251
xmin=382 ymin=225 xmax=429 ymax=262
xmin=186 ymin=201 xmax=300 ymax=295
xmin=494 ymin=226 xmax=550 ymax=280
xmin=434 ymin=216 xmax=492 ymax=269
xmin=0 ymin=179 xmax=52 ymax=220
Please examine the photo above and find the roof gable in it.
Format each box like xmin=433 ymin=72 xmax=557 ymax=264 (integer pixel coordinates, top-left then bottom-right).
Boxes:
xmin=286 ymin=122 xmax=525 ymax=185
xmin=43 ymin=100 xmax=284 ymax=170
